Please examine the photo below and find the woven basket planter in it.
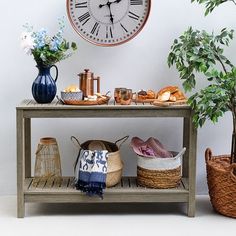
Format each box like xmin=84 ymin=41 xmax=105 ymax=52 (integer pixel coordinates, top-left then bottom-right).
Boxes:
xmin=205 ymin=148 xmax=236 ymax=218
xmin=72 ymin=136 xmax=128 ymax=188
xmin=137 ymin=148 xmax=185 ymax=189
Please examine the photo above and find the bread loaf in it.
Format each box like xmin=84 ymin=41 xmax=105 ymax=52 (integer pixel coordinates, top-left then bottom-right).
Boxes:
xmin=157 ymin=86 xmax=186 ymax=102
xmin=146 ymin=90 xmax=156 ymax=99
xmin=157 ymin=91 xmax=171 ymax=102
xmin=172 ymin=90 xmax=186 ymax=100
xmin=157 ymin=86 xmax=179 ymax=96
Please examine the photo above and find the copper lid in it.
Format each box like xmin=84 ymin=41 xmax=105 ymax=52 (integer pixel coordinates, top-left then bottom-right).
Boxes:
xmin=78 ymin=69 xmax=94 ymax=79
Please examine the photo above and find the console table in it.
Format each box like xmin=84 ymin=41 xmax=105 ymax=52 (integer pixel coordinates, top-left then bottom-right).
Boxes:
xmin=16 ymin=99 xmax=197 ymax=218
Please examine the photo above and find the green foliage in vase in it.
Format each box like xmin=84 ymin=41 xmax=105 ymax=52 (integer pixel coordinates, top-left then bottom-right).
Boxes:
xmin=191 ymin=0 xmax=236 ymax=15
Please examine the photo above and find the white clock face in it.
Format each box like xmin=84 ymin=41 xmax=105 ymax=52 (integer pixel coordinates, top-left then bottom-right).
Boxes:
xmin=67 ymin=0 xmax=151 ymax=46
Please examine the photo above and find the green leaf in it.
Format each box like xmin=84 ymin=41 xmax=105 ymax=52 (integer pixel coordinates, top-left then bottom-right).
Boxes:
xmin=191 ymin=0 xmax=236 ymax=16
xmin=71 ymin=42 xmax=77 ymax=50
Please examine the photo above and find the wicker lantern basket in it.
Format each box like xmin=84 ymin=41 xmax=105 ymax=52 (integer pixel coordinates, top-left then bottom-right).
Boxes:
xmin=34 ymin=137 xmax=62 ymax=178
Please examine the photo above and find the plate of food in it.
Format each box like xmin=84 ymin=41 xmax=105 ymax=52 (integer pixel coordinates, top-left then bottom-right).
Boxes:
xmin=133 ymin=89 xmax=157 ymax=103
xmin=153 ymin=86 xmax=187 ymax=107
xmin=58 ymin=85 xmax=111 ymax=105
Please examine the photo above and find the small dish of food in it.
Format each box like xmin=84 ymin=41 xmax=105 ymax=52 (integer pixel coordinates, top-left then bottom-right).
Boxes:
xmin=61 ymin=85 xmax=83 ymax=102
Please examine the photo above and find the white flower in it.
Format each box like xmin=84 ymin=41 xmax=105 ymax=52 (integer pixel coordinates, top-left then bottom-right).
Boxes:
xmin=44 ymin=35 xmax=52 ymax=45
xmin=20 ymin=32 xmax=35 ymax=55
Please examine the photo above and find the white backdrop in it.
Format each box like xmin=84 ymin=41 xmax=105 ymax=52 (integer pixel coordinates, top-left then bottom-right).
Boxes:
xmin=0 ymin=0 xmax=235 ymax=195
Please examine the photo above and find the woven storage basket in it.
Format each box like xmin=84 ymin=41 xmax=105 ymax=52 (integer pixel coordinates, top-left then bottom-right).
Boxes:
xmin=72 ymin=136 xmax=128 ymax=187
xmin=205 ymin=148 xmax=236 ymax=218
xmin=137 ymin=148 xmax=186 ymax=189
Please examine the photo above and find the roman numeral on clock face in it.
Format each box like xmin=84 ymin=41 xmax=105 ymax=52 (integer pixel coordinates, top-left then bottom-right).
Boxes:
xmin=120 ymin=23 xmax=128 ymax=33
xmin=106 ymin=26 xmax=113 ymax=39
xmin=91 ymin=22 xmax=100 ymax=36
xmin=75 ymin=1 xmax=88 ymax=8
xmin=128 ymin=11 xmax=140 ymax=20
xmin=78 ymin=12 xmax=90 ymax=25
xmin=130 ymin=0 xmax=143 ymax=5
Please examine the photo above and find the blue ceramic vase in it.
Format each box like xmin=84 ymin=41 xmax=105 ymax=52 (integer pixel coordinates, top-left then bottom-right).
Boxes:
xmin=32 ymin=64 xmax=58 ymax=103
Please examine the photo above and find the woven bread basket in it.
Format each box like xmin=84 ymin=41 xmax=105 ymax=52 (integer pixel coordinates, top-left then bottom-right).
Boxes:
xmin=72 ymin=136 xmax=128 ymax=188
xmin=205 ymin=148 xmax=236 ymax=218
xmin=137 ymin=148 xmax=185 ymax=189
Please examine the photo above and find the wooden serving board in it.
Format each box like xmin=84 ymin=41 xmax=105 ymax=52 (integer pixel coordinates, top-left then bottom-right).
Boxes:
xmin=133 ymin=98 xmax=157 ymax=103
xmin=152 ymin=99 xmax=188 ymax=107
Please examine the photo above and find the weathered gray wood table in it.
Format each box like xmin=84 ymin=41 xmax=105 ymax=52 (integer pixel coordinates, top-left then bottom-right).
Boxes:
xmin=16 ymin=99 xmax=197 ymax=218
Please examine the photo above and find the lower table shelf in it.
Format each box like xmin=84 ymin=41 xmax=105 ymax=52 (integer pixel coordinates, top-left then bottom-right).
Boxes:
xmin=24 ymin=177 xmax=189 ymax=203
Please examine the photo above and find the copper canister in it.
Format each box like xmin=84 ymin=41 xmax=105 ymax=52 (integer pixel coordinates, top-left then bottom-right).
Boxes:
xmin=78 ymin=69 xmax=100 ymax=97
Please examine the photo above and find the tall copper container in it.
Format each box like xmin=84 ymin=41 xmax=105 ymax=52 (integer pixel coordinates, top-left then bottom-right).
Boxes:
xmin=78 ymin=69 xmax=100 ymax=97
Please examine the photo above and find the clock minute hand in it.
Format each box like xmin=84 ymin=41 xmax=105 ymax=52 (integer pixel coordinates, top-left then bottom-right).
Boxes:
xmin=98 ymin=1 xmax=114 ymax=25
xmin=107 ymin=3 xmax=114 ymax=25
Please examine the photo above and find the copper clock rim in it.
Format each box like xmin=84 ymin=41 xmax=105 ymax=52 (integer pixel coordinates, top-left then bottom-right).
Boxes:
xmin=66 ymin=0 xmax=152 ymax=47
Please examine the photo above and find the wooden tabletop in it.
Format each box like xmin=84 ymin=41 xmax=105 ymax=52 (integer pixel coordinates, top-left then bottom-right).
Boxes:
xmin=17 ymin=99 xmax=191 ymax=110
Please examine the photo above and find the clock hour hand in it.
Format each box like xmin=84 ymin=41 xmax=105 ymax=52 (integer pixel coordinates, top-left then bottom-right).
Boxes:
xmin=99 ymin=3 xmax=107 ymax=8
xmin=112 ymin=0 xmax=122 ymax=3
xmin=99 ymin=0 xmax=122 ymax=8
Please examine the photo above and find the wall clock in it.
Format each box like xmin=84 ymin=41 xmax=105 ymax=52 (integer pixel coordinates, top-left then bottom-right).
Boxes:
xmin=66 ymin=0 xmax=151 ymax=46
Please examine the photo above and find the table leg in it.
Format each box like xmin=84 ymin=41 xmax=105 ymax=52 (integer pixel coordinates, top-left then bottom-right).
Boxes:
xmin=183 ymin=117 xmax=190 ymax=178
xmin=187 ymin=114 xmax=197 ymax=217
xmin=17 ymin=110 xmax=25 ymax=218
xmin=24 ymin=118 xmax=31 ymax=178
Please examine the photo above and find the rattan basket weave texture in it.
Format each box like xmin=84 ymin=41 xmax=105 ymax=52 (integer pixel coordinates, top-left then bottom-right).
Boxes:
xmin=205 ymin=148 xmax=236 ymax=218
xmin=136 ymin=150 xmax=185 ymax=189
xmin=137 ymin=166 xmax=181 ymax=189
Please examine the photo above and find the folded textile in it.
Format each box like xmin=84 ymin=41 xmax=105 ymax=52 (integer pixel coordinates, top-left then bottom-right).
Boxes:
xmin=75 ymin=148 xmax=108 ymax=198
xmin=130 ymin=137 xmax=173 ymax=158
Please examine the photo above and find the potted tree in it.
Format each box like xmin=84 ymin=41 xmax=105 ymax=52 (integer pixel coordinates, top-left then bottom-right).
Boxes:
xmin=168 ymin=0 xmax=236 ymax=217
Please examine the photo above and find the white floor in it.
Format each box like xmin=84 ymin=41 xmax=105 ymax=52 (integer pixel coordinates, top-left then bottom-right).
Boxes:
xmin=0 ymin=195 xmax=235 ymax=236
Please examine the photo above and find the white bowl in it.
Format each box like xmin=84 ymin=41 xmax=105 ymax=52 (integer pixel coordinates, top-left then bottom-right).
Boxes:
xmin=61 ymin=91 xmax=83 ymax=101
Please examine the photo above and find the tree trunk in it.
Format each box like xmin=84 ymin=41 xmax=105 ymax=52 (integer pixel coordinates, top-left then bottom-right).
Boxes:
xmin=231 ymin=109 xmax=236 ymax=164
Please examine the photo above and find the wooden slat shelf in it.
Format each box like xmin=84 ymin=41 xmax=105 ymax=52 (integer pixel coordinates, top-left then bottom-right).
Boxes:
xmin=24 ymin=177 xmax=189 ymax=203
xmin=25 ymin=177 xmax=188 ymax=193
xmin=17 ymin=99 xmax=197 ymax=217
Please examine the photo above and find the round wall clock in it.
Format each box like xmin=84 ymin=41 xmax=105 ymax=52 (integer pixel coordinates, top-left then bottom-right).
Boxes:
xmin=66 ymin=0 xmax=151 ymax=47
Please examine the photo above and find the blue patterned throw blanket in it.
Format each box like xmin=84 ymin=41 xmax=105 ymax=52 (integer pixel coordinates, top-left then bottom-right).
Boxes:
xmin=75 ymin=149 xmax=108 ymax=198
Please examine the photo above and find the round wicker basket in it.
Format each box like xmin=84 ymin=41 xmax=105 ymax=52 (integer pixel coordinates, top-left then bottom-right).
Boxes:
xmin=205 ymin=148 xmax=236 ymax=218
xmin=72 ymin=136 xmax=128 ymax=188
xmin=106 ymin=164 xmax=123 ymax=187
xmin=137 ymin=166 xmax=181 ymax=189
xmin=136 ymin=149 xmax=185 ymax=189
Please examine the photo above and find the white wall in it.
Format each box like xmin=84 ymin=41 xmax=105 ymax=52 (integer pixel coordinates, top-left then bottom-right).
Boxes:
xmin=0 ymin=0 xmax=235 ymax=195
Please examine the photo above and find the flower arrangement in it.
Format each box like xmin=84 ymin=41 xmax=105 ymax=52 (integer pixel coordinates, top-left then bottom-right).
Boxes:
xmin=21 ymin=18 xmax=77 ymax=67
